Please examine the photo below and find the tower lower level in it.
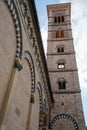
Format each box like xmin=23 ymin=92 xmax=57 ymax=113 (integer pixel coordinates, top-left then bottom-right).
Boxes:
xmin=47 ymin=3 xmax=86 ymax=130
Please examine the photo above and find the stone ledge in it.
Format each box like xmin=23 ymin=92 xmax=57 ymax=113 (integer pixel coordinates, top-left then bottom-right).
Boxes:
xmin=47 ymin=51 xmax=75 ymax=55
xmin=47 ymin=38 xmax=73 ymax=41
xmin=52 ymin=89 xmax=81 ymax=94
xmin=48 ymin=68 xmax=78 ymax=72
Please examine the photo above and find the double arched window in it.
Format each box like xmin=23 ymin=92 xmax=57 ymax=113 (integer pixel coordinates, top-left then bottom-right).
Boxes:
xmin=57 ymin=59 xmax=65 ymax=69
xmin=56 ymin=30 xmax=64 ymax=38
xmin=57 ymin=77 xmax=67 ymax=89
xmin=54 ymin=16 xmax=64 ymax=23
xmin=57 ymin=45 xmax=64 ymax=53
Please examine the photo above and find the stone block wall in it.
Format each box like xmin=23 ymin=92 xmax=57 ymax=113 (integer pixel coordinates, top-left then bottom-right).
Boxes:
xmin=0 ymin=1 xmax=52 ymax=130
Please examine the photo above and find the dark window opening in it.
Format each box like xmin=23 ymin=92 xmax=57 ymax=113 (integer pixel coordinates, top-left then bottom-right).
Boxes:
xmin=61 ymin=47 xmax=64 ymax=52
xmin=54 ymin=17 xmax=57 ymax=23
xmin=57 ymin=78 xmax=67 ymax=90
xmin=58 ymin=16 xmax=61 ymax=23
xmin=57 ymin=47 xmax=64 ymax=53
xmin=58 ymin=81 xmax=66 ymax=89
xmin=62 ymin=102 xmax=64 ymax=106
xmin=57 ymin=48 xmax=61 ymax=52
xmin=62 ymin=16 xmax=64 ymax=22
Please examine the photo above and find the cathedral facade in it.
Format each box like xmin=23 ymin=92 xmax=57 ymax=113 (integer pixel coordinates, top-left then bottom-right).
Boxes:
xmin=0 ymin=0 xmax=53 ymax=130
xmin=0 ymin=0 xmax=86 ymax=130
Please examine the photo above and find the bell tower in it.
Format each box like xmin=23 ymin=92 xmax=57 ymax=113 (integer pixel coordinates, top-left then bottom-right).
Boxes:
xmin=47 ymin=3 xmax=86 ymax=130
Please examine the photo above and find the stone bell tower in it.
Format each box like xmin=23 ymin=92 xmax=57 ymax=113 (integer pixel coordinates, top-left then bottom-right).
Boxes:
xmin=47 ymin=3 xmax=86 ymax=130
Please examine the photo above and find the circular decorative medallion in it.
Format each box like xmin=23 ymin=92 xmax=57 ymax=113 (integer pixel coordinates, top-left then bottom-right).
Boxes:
xmin=50 ymin=114 xmax=79 ymax=130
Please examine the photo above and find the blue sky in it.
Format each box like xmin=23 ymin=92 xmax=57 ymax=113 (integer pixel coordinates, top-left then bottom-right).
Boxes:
xmin=35 ymin=0 xmax=87 ymax=126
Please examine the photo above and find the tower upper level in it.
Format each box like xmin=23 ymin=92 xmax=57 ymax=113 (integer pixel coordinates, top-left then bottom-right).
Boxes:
xmin=47 ymin=3 xmax=72 ymax=40
xmin=47 ymin=3 xmax=79 ymax=92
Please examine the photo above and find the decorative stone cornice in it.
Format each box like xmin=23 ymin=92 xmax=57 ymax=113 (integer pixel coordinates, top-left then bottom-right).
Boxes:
xmin=48 ymin=68 xmax=78 ymax=72
xmin=48 ymin=29 xmax=72 ymax=32
xmin=53 ymin=89 xmax=81 ymax=94
xmin=47 ymin=3 xmax=71 ymax=16
xmin=14 ymin=0 xmax=54 ymax=106
xmin=47 ymin=51 xmax=75 ymax=55
xmin=47 ymin=38 xmax=73 ymax=41
xmin=48 ymin=22 xmax=71 ymax=26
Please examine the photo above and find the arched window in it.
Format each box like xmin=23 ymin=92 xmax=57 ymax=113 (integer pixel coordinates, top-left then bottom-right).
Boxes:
xmin=56 ymin=30 xmax=64 ymax=38
xmin=57 ymin=59 xmax=65 ymax=69
xmin=57 ymin=45 xmax=64 ymax=53
xmin=54 ymin=16 xmax=65 ymax=23
xmin=57 ymin=78 xmax=67 ymax=89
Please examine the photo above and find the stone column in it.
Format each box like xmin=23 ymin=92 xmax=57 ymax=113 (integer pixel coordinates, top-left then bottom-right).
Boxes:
xmin=26 ymin=93 xmax=35 ymax=130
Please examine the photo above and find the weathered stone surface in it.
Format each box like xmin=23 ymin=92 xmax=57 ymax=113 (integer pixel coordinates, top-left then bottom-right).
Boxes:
xmin=47 ymin=3 xmax=86 ymax=130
